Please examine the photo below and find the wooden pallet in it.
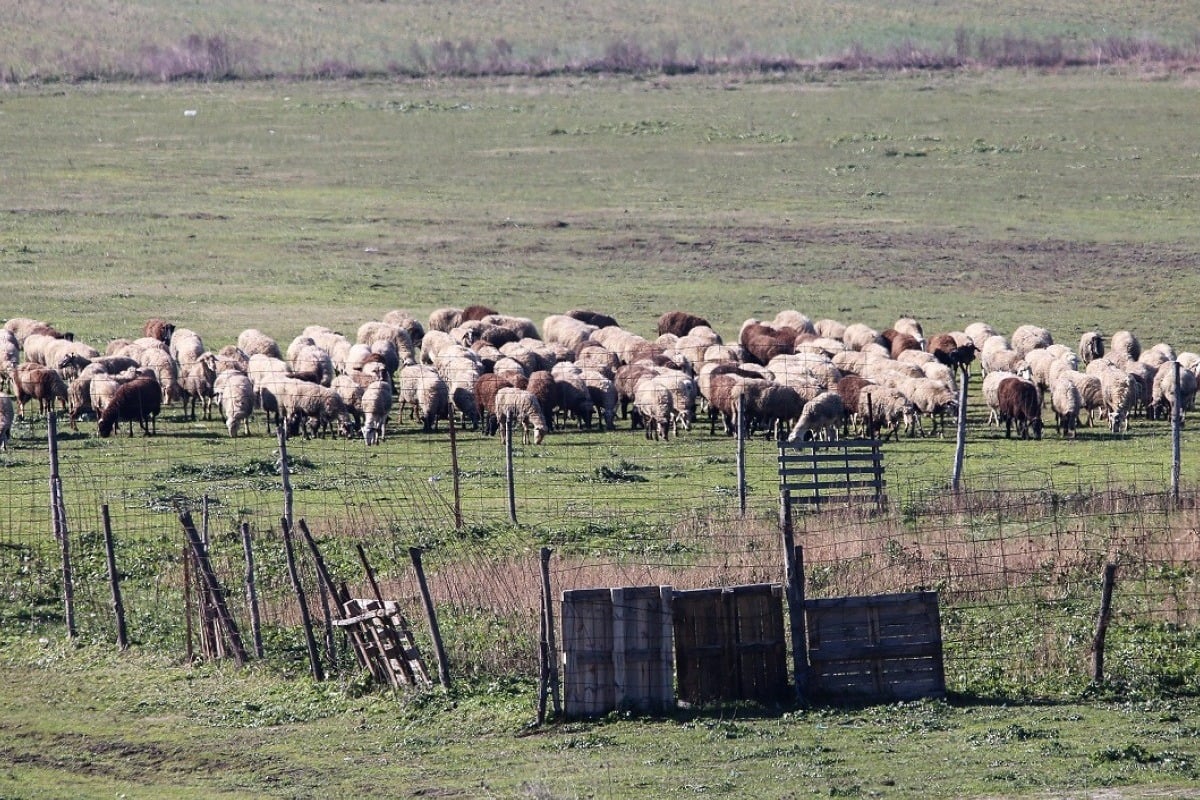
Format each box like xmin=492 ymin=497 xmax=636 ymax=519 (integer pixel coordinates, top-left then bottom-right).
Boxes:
xmin=334 ymin=598 xmax=431 ymax=689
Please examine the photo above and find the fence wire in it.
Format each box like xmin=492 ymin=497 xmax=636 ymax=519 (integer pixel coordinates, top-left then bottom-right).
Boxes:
xmin=1 ymin=413 xmax=1198 ymax=700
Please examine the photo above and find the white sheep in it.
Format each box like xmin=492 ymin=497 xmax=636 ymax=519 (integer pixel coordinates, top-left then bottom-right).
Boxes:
xmin=1109 ymin=330 xmax=1141 ymax=366
xmin=493 ymin=387 xmax=548 ymax=445
xmin=428 ymin=307 xmax=464 ymax=334
xmin=1050 ymin=375 xmax=1082 ymax=438
xmin=237 ymin=328 xmax=283 ymax=359
xmin=397 ymin=364 xmax=449 ymax=432
xmin=215 ymin=371 xmax=254 ymax=437
xmin=1060 ymin=370 xmax=1105 ymax=427
xmin=632 ymin=375 xmax=675 ymax=441
xmin=1152 ymin=361 xmax=1198 ymax=421
xmin=1078 ymin=331 xmax=1104 ymax=365
xmin=1011 ymin=325 xmax=1053 ymax=357
xmin=786 ymin=391 xmax=844 ymax=442
xmin=542 ymin=314 xmax=598 ymax=355
xmin=0 ymin=330 xmax=18 ymax=392
xmin=361 ymin=379 xmax=392 ymax=445
xmin=842 ymin=323 xmax=882 ymax=352
xmin=771 ymin=310 xmax=816 ymax=335
xmin=963 ymin=322 xmax=999 ymax=349
xmin=982 ymin=370 xmax=1018 ymax=427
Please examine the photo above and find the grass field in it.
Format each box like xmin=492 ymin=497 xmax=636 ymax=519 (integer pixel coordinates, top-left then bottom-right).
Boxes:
xmin=5 ymin=10 xmax=1200 ymax=796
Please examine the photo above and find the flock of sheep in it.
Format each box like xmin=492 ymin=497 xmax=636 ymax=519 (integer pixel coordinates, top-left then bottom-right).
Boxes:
xmin=0 ymin=306 xmax=1194 ymax=454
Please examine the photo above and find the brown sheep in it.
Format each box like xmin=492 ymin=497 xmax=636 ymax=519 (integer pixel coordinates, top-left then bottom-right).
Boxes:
xmin=13 ymin=362 xmax=68 ymax=418
xmin=657 ymin=310 xmax=711 ymax=338
xmin=566 ymin=309 xmax=620 ymax=329
xmin=97 ymin=376 xmax=161 ymax=437
xmin=475 ymin=372 xmax=524 ymax=436
xmin=997 ymin=377 xmax=1043 ymax=440
xmin=142 ymin=318 xmax=176 ymax=345
xmin=460 ymin=304 xmax=499 ymax=323
xmin=525 ymin=371 xmax=559 ymax=432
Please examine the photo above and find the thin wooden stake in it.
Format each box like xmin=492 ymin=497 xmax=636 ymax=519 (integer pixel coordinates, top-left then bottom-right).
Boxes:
xmin=182 ymin=544 xmax=195 ymax=663
xmin=504 ymin=417 xmax=517 ymax=524
xmin=240 ymin=522 xmax=264 ymax=659
xmin=951 ymin=371 xmax=968 ymax=492
xmin=47 ymin=413 xmax=76 ymax=638
xmin=179 ymin=510 xmax=248 ymax=665
xmin=448 ymin=413 xmax=463 ymax=530
xmin=101 ymin=505 xmax=128 ymax=650
xmin=277 ymin=425 xmax=294 ymax=529
xmin=1172 ymin=361 xmax=1182 ymax=506
xmin=1091 ymin=562 xmax=1118 ymax=684
xmin=280 ymin=517 xmax=324 ymax=682
xmin=540 ymin=547 xmax=561 ymax=720
xmin=409 ymin=547 xmax=451 ymax=689
xmin=736 ymin=390 xmax=747 ymax=515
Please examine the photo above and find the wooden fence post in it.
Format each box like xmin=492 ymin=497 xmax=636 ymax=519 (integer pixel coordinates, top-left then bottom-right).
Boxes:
xmin=47 ymin=413 xmax=76 ymax=638
xmin=277 ymin=425 xmax=293 ymax=529
xmin=1091 ymin=562 xmax=1118 ymax=684
xmin=951 ymin=371 xmax=968 ymax=492
xmin=101 ymin=504 xmax=128 ymax=650
xmin=240 ymin=522 xmax=265 ymax=659
xmin=504 ymin=417 xmax=517 ymax=524
xmin=736 ymin=390 xmax=747 ymax=515
xmin=448 ymin=413 xmax=463 ymax=530
xmin=280 ymin=517 xmax=324 ymax=682
xmin=539 ymin=547 xmax=561 ymax=721
xmin=409 ymin=547 xmax=452 ymax=690
xmin=179 ymin=510 xmax=248 ymax=666
xmin=1172 ymin=361 xmax=1182 ymax=506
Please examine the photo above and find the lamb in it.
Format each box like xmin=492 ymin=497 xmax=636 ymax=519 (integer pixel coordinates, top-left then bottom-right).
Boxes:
xmin=657 ymin=310 xmax=711 ymax=338
xmin=786 ymin=391 xmax=845 ymax=443
xmin=13 ymin=362 xmax=68 ymax=418
xmin=1050 ymin=375 xmax=1082 ymax=438
xmin=995 ymin=376 xmax=1043 ymax=440
xmin=0 ymin=393 xmax=12 ymax=451
xmin=1078 ymin=332 xmax=1105 ymax=365
xmin=1011 ymin=325 xmax=1053 ymax=357
xmin=361 ymin=379 xmax=393 ymax=445
xmin=632 ymin=375 xmax=675 ymax=441
xmin=493 ymin=387 xmax=548 ymax=445
xmin=214 ymin=371 xmax=254 ymax=437
xmin=97 ymin=376 xmax=161 ymax=437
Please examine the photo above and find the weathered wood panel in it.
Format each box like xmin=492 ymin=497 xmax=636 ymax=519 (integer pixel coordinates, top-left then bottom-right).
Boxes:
xmin=612 ymin=585 xmax=674 ymax=713
xmin=804 ymin=591 xmax=945 ymax=702
xmin=561 ymin=588 xmax=615 ymax=717
xmin=778 ymin=439 xmax=886 ymax=509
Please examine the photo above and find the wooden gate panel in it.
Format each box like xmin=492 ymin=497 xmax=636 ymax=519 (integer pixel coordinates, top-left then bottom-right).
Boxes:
xmin=805 ymin=591 xmax=945 ymax=702
xmin=612 ymin=586 xmax=674 ymax=713
xmin=561 ymin=588 xmax=615 ymax=717
xmin=672 ymin=588 xmax=733 ymax=704
xmin=729 ymin=584 xmax=789 ymax=704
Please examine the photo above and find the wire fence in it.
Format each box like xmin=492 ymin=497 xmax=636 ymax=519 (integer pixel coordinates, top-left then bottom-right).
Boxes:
xmin=2 ymin=412 xmax=1199 ymax=701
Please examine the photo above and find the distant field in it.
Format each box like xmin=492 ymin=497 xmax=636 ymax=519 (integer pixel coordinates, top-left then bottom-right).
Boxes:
xmin=2 ymin=0 xmax=1199 ymax=81
xmin=3 ymin=70 xmax=1199 ymax=348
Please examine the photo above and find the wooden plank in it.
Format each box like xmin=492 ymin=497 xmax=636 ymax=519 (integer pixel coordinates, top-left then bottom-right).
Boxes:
xmin=672 ymin=588 xmax=733 ymax=704
xmin=781 ymin=477 xmax=885 ymax=491
xmin=561 ymin=589 xmax=614 ymax=717
xmin=612 ymin=586 xmax=673 ymax=713
xmin=729 ymin=584 xmax=788 ymax=704
xmin=806 ymin=591 xmax=937 ymax=611
xmin=779 ymin=453 xmax=883 ymax=467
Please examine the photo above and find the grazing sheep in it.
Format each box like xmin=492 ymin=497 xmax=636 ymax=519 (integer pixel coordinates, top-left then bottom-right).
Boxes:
xmin=397 ymin=364 xmax=449 ymax=432
xmin=566 ymin=309 xmax=619 ymax=329
xmin=0 ymin=330 xmax=18 ymax=392
xmin=737 ymin=380 xmax=803 ymax=439
xmin=551 ymin=365 xmax=596 ymax=430
xmin=289 ymin=343 xmax=336 ymax=386
xmin=632 ymin=375 xmax=675 ymax=441
xmin=461 ymin=304 xmax=499 ymax=323
xmin=580 ymin=369 xmax=617 ymax=431
xmin=361 ymin=379 xmax=393 ymax=445
xmin=813 ymin=319 xmax=847 ymax=340
xmin=1140 ymin=343 xmax=1176 ymax=371
xmin=381 ymin=310 xmax=426 ymax=347
xmin=493 ymin=387 xmax=548 ymax=445
xmin=13 ymin=362 xmax=68 ymax=418
xmin=214 ymin=371 xmax=254 ymax=437
xmin=996 ymin=377 xmax=1043 ymax=440
xmin=136 ymin=347 xmax=180 ymax=405
xmin=895 ymin=376 xmax=958 ymax=437
xmin=275 ymin=377 xmax=351 ymax=439
xmin=524 ymin=371 xmax=559 ymax=433
xmin=892 ymin=317 xmax=925 ymax=348
xmin=5 ymin=317 xmax=64 ymax=347
xmin=0 ymin=393 xmax=12 ymax=451
xmin=842 ymin=323 xmax=883 ymax=352
xmin=963 ymin=322 xmax=999 ymax=349
xmin=358 ymin=321 xmax=418 ymax=367
xmin=657 ymin=310 xmax=711 ymax=338
xmin=476 ymin=372 xmax=525 ymax=435
xmin=171 ymin=328 xmax=206 ymax=368
xmin=740 ymin=322 xmax=795 ymax=366
xmin=237 ymin=328 xmax=283 ymax=359
xmin=97 ymin=376 xmax=161 ymax=437
xmin=179 ymin=352 xmax=218 ymax=421
xmin=1059 ymin=370 xmax=1105 ymax=427
xmin=787 ymin=391 xmax=845 ymax=443
xmin=1151 ymin=361 xmax=1198 ymax=421
xmin=1050 ymin=375 xmax=1082 ymax=438
xmin=428 ymin=307 xmax=464 ymax=333
xmin=858 ymin=385 xmax=916 ymax=441
xmin=1011 ymin=325 xmax=1053 ymax=357
xmin=1124 ymin=361 xmax=1156 ymax=418
xmin=887 ymin=331 xmax=922 ymax=359
xmin=928 ymin=333 xmax=977 ymax=378
xmin=1109 ymin=330 xmax=1141 ymax=367
xmin=543 ymin=314 xmax=599 ymax=356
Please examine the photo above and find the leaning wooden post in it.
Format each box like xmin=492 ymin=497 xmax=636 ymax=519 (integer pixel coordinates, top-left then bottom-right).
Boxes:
xmin=101 ymin=505 xmax=129 ymax=650
xmin=448 ymin=413 xmax=464 ymax=530
xmin=182 ymin=543 xmax=195 ymax=663
xmin=539 ymin=547 xmax=561 ymax=721
xmin=1091 ymin=562 xmax=1118 ymax=684
xmin=505 ymin=417 xmax=518 ymax=525
xmin=951 ymin=370 xmax=968 ymax=492
xmin=281 ymin=517 xmax=324 ymax=682
xmin=1171 ymin=361 xmax=1182 ymax=506
xmin=277 ymin=425 xmax=294 ymax=529
xmin=179 ymin=510 xmax=248 ymax=666
xmin=785 ymin=538 xmax=808 ymax=701
xmin=240 ymin=522 xmax=265 ymax=659
xmin=736 ymin=390 xmax=748 ymax=516
xmin=409 ymin=547 xmax=452 ymax=689
xmin=47 ymin=412 xmax=76 ymax=638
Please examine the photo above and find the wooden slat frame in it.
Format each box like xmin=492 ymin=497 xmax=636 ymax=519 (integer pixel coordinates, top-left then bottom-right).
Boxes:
xmin=778 ymin=438 xmax=886 ymax=510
